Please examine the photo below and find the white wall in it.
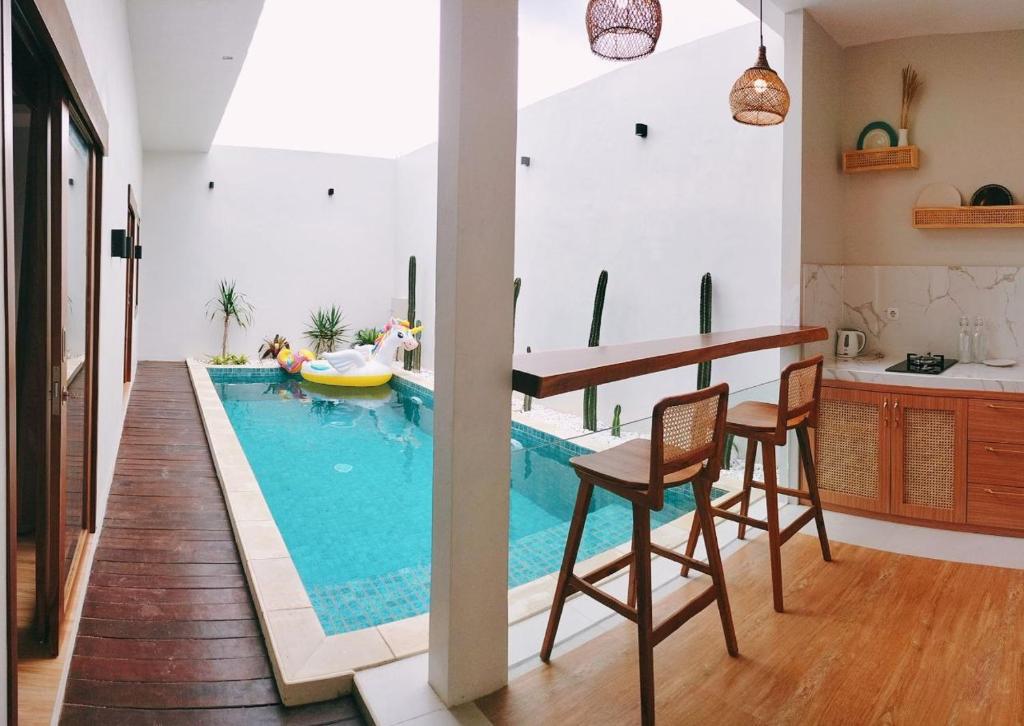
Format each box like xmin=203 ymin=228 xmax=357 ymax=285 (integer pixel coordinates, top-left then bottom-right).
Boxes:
xmin=141 ymin=25 xmax=787 ymax=428
xmin=841 ymin=30 xmax=1024 ymax=266
xmin=798 ymin=13 xmax=844 ymax=266
xmin=140 ymin=147 xmax=397 ymax=359
xmin=398 ymin=24 xmax=786 ymax=426
xmin=64 ymin=0 xmax=145 ymax=528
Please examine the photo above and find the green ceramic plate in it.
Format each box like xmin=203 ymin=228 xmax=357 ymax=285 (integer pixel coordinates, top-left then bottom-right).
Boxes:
xmin=856 ymin=121 xmax=897 ymax=150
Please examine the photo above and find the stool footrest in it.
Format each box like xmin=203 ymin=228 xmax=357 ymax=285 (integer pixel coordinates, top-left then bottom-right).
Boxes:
xmin=568 ymin=575 xmax=636 ymax=621
xmin=710 ymin=507 xmax=768 ymax=531
xmin=780 ymin=507 xmax=818 ymax=544
xmin=651 ymin=585 xmax=718 ymax=647
xmin=749 ymin=480 xmax=813 ymax=500
xmin=650 ymin=543 xmax=711 ymax=576
xmin=714 ymin=490 xmax=747 ymax=510
xmin=579 ymin=551 xmax=634 ymax=585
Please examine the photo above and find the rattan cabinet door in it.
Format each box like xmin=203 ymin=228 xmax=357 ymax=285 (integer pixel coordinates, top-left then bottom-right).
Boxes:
xmin=890 ymin=394 xmax=968 ymax=523
xmin=814 ymin=387 xmax=890 ymax=513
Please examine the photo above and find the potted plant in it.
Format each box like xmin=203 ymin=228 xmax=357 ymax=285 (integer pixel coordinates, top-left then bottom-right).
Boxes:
xmin=259 ymin=334 xmax=290 ymax=362
xmin=305 ymin=305 xmax=348 ymax=355
xmin=206 ymin=279 xmax=254 ymax=360
xmin=209 ymin=353 xmax=249 ymax=365
xmin=353 ymin=327 xmax=381 ymax=358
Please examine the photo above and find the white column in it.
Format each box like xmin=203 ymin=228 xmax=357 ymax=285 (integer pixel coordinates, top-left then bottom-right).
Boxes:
xmin=429 ymin=0 xmax=518 ymax=707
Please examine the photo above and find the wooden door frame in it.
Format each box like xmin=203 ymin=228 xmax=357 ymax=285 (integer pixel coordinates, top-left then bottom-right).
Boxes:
xmin=123 ymin=183 xmax=136 ymax=383
xmin=1 ymin=0 xmax=16 ymax=721
xmin=4 ymin=0 xmax=104 ymax=720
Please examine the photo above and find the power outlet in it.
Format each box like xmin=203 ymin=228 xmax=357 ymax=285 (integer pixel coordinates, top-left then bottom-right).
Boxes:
xmin=885 ymin=307 xmax=900 ymax=321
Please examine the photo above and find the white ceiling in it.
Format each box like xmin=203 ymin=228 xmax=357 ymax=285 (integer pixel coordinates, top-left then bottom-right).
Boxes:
xmin=127 ymin=0 xmax=265 ymax=151
xmin=770 ymin=0 xmax=1024 ymax=47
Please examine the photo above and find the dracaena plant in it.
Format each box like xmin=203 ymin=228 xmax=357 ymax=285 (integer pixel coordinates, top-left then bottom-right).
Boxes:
xmin=305 ymin=305 xmax=349 ymax=354
xmin=207 ymin=279 xmax=254 ymax=358
xmin=259 ymin=334 xmax=290 ymax=360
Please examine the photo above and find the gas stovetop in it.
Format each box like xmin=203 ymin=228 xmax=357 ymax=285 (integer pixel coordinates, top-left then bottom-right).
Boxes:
xmin=885 ymin=353 xmax=958 ymax=375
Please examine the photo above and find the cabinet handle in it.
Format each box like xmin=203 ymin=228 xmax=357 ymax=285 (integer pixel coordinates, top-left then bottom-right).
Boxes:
xmin=984 ymin=488 xmax=1024 ymax=498
xmin=893 ymin=399 xmax=900 ymax=427
xmin=882 ymin=399 xmax=889 ymax=425
xmin=986 ymin=404 xmax=1018 ymax=411
xmin=985 ymin=446 xmax=1023 ymax=455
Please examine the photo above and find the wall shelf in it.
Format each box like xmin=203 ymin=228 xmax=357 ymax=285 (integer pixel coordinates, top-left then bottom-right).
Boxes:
xmin=842 ymin=146 xmax=919 ymax=174
xmin=913 ymin=206 xmax=1024 ymax=229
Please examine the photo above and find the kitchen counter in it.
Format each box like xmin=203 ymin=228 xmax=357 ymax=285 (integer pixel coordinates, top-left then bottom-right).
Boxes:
xmin=823 ymin=355 xmax=1024 ymax=394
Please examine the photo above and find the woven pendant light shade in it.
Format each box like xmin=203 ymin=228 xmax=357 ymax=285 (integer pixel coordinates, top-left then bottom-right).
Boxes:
xmin=729 ymin=45 xmax=790 ymax=125
xmin=586 ymin=0 xmax=662 ymax=61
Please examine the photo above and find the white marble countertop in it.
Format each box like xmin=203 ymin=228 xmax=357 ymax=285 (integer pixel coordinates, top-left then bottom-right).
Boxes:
xmin=823 ymin=355 xmax=1024 ymax=394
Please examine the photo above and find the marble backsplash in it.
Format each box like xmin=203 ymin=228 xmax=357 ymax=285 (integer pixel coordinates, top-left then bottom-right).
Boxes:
xmin=803 ymin=264 xmax=1024 ymax=361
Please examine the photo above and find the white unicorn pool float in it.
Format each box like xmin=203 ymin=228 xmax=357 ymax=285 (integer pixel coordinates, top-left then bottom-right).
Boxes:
xmin=300 ymin=318 xmax=422 ymax=387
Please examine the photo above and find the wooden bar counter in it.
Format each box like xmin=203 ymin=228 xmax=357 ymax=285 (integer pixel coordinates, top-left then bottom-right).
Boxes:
xmin=512 ymin=325 xmax=828 ymax=398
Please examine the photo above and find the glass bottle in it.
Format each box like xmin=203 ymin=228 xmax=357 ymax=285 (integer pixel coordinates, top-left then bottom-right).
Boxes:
xmin=972 ymin=316 xmax=986 ymax=363
xmin=958 ymin=315 xmax=972 ymax=363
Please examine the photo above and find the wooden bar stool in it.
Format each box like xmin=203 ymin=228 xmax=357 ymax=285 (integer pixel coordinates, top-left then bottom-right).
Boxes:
xmin=540 ymin=383 xmax=737 ymax=726
xmin=680 ymin=355 xmax=831 ymax=613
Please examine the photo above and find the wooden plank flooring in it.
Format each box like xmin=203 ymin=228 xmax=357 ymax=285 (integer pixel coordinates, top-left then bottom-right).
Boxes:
xmin=59 ymin=362 xmax=363 ymax=725
xmin=478 ymin=534 xmax=1024 ymax=725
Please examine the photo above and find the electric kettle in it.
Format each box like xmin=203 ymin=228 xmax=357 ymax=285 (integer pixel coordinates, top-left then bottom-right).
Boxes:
xmin=836 ymin=329 xmax=866 ymax=358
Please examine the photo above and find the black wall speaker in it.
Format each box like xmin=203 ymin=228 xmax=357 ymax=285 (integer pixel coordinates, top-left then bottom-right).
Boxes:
xmin=111 ymin=229 xmax=130 ymax=258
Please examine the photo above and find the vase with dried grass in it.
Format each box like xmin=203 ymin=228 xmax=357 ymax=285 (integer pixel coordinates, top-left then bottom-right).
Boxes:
xmin=899 ymin=65 xmax=922 ymax=146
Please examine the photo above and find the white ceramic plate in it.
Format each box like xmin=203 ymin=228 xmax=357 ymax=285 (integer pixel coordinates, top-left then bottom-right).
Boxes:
xmin=916 ymin=183 xmax=962 ymax=208
xmin=982 ymin=359 xmax=1017 ymax=367
xmin=862 ymin=128 xmax=892 ymax=149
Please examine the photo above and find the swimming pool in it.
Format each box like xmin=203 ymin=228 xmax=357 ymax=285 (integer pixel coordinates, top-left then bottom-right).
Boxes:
xmin=210 ymin=368 xmax=720 ymax=634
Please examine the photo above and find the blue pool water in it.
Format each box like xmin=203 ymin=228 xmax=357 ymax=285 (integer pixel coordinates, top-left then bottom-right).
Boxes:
xmin=210 ymin=368 xmax=720 ymax=634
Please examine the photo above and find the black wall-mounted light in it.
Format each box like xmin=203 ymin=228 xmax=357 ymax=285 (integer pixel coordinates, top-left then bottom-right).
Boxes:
xmin=111 ymin=229 xmax=130 ymax=258
xmin=520 ymin=156 xmax=531 ymax=167
xmin=635 ymin=123 xmax=648 ymax=138
xmin=208 ymin=181 xmax=215 ymax=189
xmin=328 ymin=188 xmax=335 ymax=196
xmin=135 ymin=245 xmax=143 ymax=260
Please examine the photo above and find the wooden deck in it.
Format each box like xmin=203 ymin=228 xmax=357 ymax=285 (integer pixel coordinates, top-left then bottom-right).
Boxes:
xmin=479 ymin=534 xmax=1024 ymax=725
xmin=59 ymin=362 xmax=363 ymax=725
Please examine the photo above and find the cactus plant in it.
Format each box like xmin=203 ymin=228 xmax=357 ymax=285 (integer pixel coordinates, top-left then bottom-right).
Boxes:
xmin=583 ymin=270 xmax=608 ymax=431
xmin=523 ymin=346 xmax=533 ymax=412
xmin=611 ymin=404 xmax=622 ymax=437
xmin=404 ymin=256 xmax=417 ymax=370
xmin=513 ymin=277 xmax=522 ymax=323
xmin=694 ymin=273 xmax=735 ymax=467
xmin=697 ymin=272 xmax=712 ymax=389
xmin=412 ymin=318 xmax=423 ymax=370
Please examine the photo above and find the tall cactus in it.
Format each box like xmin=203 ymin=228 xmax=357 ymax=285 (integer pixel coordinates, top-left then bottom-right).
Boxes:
xmin=611 ymin=404 xmax=622 ymax=437
xmin=583 ymin=270 xmax=608 ymax=431
xmin=412 ymin=318 xmax=423 ymax=370
xmin=513 ymin=277 xmax=522 ymax=323
xmin=523 ymin=345 xmax=533 ymax=412
xmin=695 ymin=272 xmax=735 ymax=467
xmin=697 ymin=272 xmax=712 ymax=389
xmin=404 ymin=256 xmax=417 ymax=370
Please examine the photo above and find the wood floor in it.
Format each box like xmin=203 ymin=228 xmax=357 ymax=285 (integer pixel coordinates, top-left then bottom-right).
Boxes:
xmin=58 ymin=362 xmax=363 ymax=725
xmin=478 ymin=534 xmax=1024 ymax=725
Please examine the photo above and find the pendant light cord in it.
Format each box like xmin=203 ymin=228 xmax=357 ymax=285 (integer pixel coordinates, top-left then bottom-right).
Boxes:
xmin=759 ymin=0 xmax=764 ymax=46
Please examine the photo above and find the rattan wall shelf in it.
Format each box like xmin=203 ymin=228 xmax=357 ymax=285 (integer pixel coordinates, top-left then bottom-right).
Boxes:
xmin=913 ymin=206 xmax=1024 ymax=229
xmin=842 ymin=145 xmax=919 ymax=174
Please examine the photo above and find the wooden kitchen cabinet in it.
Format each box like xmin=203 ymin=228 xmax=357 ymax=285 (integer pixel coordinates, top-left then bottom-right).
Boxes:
xmin=888 ymin=393 xmax=967 ymax=523
xmin=815 ymin=387 xmax=890 ymax=513
xmin=814 ymin=385 xmax=968 ymax=524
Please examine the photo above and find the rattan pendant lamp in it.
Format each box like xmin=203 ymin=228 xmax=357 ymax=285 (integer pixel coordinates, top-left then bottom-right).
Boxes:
xmin=729 ymin=0 xmax=790 ymax=125
xmin=586 ymin=0 xmax=662 ymax=61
